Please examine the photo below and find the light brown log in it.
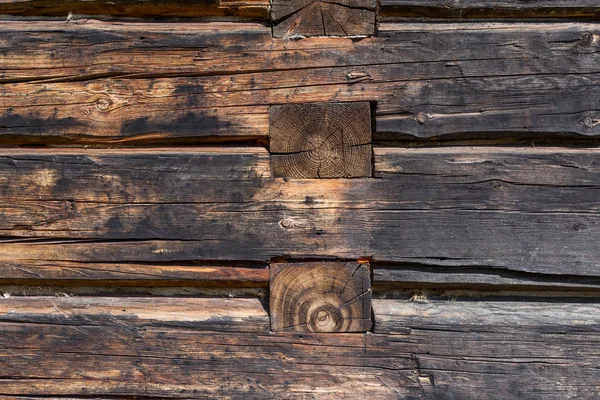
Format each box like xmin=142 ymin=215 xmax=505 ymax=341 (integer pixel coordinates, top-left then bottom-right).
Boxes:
xmin=0 ymin=261 xmax=269 ymax=287
xmin=270 ymin=102 xmax=372 ymax=178
xmin=2 ymin=296 xmax=600 ymax=398
xmin=270 ymin=261 xmax=372 ymax=332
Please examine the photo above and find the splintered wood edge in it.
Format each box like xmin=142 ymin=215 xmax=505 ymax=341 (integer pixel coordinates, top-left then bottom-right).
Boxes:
xmin=270 ymin=261 xmax=372 ymax=333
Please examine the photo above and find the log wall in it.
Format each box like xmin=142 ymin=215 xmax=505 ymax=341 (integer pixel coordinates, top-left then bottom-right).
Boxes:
xmin=2 ymin=0 xmax=600 ymax=398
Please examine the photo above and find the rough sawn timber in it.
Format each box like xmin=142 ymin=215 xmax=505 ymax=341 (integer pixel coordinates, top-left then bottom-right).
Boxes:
xmin=3 ymin=147 xmax=600 ymax=278
xmin=0 ymin=0 xmax=270 ymax=19
xmin=380 ymin=0 xmax=600 ymax=20
xmin=271 ymin=0 xmax=377 ymax=38
xmin=373 ymin=298 xmax=600 ymax=399
xmin=2 ymin=22 xmax=600 ymax=143
xmin=1 ymin=296 xmax=600 ymax=398
xmin=0 ymin=261 xmax=269 ymax=287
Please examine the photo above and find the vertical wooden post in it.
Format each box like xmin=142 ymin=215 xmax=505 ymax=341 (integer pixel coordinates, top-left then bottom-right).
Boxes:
xmin=270 ymin=261 xmax=372 ymax=332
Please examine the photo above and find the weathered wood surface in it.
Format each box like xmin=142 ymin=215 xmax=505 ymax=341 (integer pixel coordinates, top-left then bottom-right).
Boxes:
xmin=0 ymin=296 xmax=421 ymax=398
xmin=270 ymin=102 xmax=372 ymax=178
xmin=0 ymin=296 xmax=270 ymax=331
xmin=3 ymin=22 xmax=600 ymax=143
xmin=270 ymin=262 xmax=371 ymax=332
xmin=373 ymin=299 xmax=600 ymax=399
xmin=373 ymin=264 xmax=600 ymax=291
xmin=0 ymin=261 xmax=269 ymax=287
xmin=3 ymin=147 xmax=600 ymax=278
xmin=380 ymin=0 xmax=600 ymax=19
xmin=2 ymin=296 xmax=600 ymax=398
xmin=271 ymin=0 xmax=376 ymax=38
xmin=0 ymin=0 xmax=270 ymax=19
xmin=4 ymin=0 xmax=600 ymax=21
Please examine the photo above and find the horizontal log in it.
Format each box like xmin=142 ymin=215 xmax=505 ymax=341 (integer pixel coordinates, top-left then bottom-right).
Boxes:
xmin=2 ymin=22 xmax=600 ymax=142
xmin=0 ymin=261 xmax=269 ymax=287
xmin=0 ymin=296 xmax=424 ymax=398
xmin=374 ymin=298 xmax=600 ymax=334
xmin=1 ymin=296 xmax=599 ymax=398
xmin=372 ymin=298 xmax=600 ymax=398
xmin=2 ymin=147 xmax=600 ymax=278
xmin=380 ymin=0 xmax=600 ymax=19
xmin=373 ymin=264 xmax=600 ymax=291
xmin=0 ymin=296 xmax=271 ymax=331
xmin=0 ymin=0 xmax=270 ymax=19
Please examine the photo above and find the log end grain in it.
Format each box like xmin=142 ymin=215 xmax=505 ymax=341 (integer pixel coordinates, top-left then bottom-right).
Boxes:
xmin=272 ymin=0 xmax=376 ymax=38
xmin=270 ymin=102 xmax=373 ymax=178
xmin=270 ymin=261 xmax=372 ymax=332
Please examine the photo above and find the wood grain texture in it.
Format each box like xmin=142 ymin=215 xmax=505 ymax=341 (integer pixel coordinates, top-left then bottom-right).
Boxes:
xmin=3 ymin=147 xmax=600 ymax=279
xmin=0 ymin=261 xmax=269 ymax=287
xmin=271 ymin=0 xmax=376 ymax=38
xmin=380 ymin=0 xmax=600 ymax=19
xmin=0 ymin=296 xmax=424 ymax=398
xmin=0 ymin=0 xmax=270 ymax=19
xmin=270 ymin=261 xmax=371 ymax=332
xmin=2 ymin=296 xmax=600 ymax=398
xmin=373 ymin=263 xmax=600 ymax=291
xmin=270 ymin=102 xmax=372 ymax=178
xmin=3 ymin=22 xmax=600 ymax=143
xmin=373 ymin=298 xmax=600 ymax=399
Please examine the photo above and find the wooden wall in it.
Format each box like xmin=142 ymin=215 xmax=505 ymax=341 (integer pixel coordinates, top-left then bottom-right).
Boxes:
xmin=2 ymin=0 xmax=600 ymax=398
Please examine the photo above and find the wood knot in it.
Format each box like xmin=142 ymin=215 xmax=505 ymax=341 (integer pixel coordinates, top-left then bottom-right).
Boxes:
xmin=346 ymin=71 xmax=372 ymax=83
xmin=270 ymin=261 xmax=372 ymax=333
xmin=96 ymin=98 xmax=112 ymax=111
xmin=583 ymin=117 xmax=600 ymax=129
xmin=270 ymin=102 xmax=373 ymax=178
xmin=580 ymin=32 xmax=594 ymax=46
xmin=416 ymin=112 xmax=427 ymax=124
xmin=279 ymin=219 xmax=293 ymax=229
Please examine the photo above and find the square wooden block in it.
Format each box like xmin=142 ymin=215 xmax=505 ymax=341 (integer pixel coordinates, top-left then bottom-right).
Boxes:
xmin=270 ymin=261 xmax=372 ymax=333
xmin=272 ymin=0 xmax=376 ymax=38
xmin=270 ymin=102 xmax=373 ymax=178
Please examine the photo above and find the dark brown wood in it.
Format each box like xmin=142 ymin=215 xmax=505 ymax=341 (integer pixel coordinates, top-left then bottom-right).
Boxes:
xmin=270 ymin=261 xmax=371 ymax=332
xmin=0 ymin=296 xmax=271 ymax=331
xmin=4 ymin=147 xmax=600 ymax=278
xmin=3 ymin=22 xmax=600 ymax=143
xmin=0 ymin=0 xmax=270 ymax=19
xmin=373 ymin=263 xmax=600 ymax=291
xmin=373 ymin=298 xmax=600 ymax=399
xmin=0 ymin=296 xmax=423 ymax=398
xmin=270 ymin=102 xmax=372 ymax=178
xmin=271 ymin=0 xmax=376 ymax=38
xmin=380 ymin=0 xmax=600 ymax=19
xmin=2 ymin=296 xmax=600 ymax=398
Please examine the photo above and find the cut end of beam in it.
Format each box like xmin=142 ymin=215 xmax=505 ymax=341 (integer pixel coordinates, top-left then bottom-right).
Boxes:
xmin=272 ymin=0 xmax=376 ymax=38
xmin=270 ymin=102 xmax=373 ymax=178
xmin=270 ymin=261 xmax=372 ymax=333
